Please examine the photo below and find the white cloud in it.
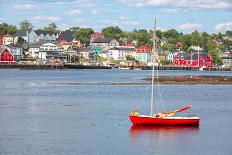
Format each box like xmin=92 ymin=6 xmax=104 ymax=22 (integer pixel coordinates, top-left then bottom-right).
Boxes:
xmin=98 ymin=16 xmax=139 ymax=26
xmin=13 ymin=4 xmax=35 ymax=10
xmin=162 ymin=8 xmax=187 ymax=14
xmin=91 ymin=9 xmax=102 ymax=15
xmin=0 ymin=17 xmax=6 ymax=23
xmin=33 ymin=16 xmax=61 ymax=22
xmin=176 ymin=22 xmax=203 ymax=30
xmin=121 ymin=0 xmax=232 ymax=10
xmin=123 ymin=0 xmax=171 ymax=7
xmin=214 ymin=21 xmax=232 ymax=31
xmin=64 ymin=9 xmax=82 ymax=16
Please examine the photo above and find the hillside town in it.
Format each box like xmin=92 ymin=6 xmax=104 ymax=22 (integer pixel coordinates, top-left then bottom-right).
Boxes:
xmin=0 ymin=21 xmax=232 ymax=69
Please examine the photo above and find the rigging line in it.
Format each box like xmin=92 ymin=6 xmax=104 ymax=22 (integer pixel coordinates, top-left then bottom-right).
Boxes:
xmin=156 ymin=69 xmax=166 ymax=112
xmin=117 ymin=82 xmax=150 ymax=126
xmin=136 ymin=82 xmax=150 ymax=110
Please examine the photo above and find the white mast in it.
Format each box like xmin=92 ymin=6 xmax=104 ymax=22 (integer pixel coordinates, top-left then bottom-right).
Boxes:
xmin=151 ymin=19 xmax=156 ymax=116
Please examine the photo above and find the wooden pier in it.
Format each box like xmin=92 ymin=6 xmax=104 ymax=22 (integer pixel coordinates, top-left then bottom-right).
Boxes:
xmin=0 ymin=64 xmax=65 ymax=69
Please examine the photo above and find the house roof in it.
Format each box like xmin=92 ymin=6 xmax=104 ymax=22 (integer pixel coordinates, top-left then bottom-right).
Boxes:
xmin=137 ymin=46 xmax=151 ymax=50
xmin=136 ymin=46 xmax=152 ymax=53
xmin=90 ymin=33 xmax=104 ymax=39
xmin=80 ymin=47 xmax=91 ymax=52
xmin=34 ymin=30 xmax=55 ymax=36
xmin=92 ymin=37 xmax=115 ymax=43
xmin=15 ymin=30 xmax=27 ymax=37
xmin=57 ymin=30 xmax=75 ymax=42
xmin=109 ymin=46 xmax=135 ymax=51
xmin=6 ymin=43 xmax=22 ymax=48
xmin=192 ymin=53 xmax=210 ymax=60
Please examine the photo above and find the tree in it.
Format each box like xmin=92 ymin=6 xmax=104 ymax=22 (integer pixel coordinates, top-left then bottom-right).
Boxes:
xmin=101 ymin=26 xmax=123 ymax=40
xmin=136 ymin=29 xmax=152 ymax=47
xmin=43 ymin=23 xmax=59 ymax=33
xmin=225 ymin=31 xmax=232 ymax=37
xmin=17 ymin=37 xmax=25 ymax=45
xmin=19 ymin=20 xmax=33 ymax=31
xmin=163 ymin=29 xmax=179 ymax=39
xmin=155 ymin=30 xmax=162 ymax=39
xmin=69 ymin=27 xmax=80 ymax=31
xmin=0 ymin=23 xmax=17 ymax=35
xmin=161 ymin=43 xmax=175 ymax=51
xmin=73 ymin=28 xmax=94 ymax=44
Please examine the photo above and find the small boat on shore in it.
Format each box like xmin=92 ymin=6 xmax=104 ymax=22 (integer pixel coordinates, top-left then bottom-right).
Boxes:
xmin=129 ymin=19 xmax=200 ymax=126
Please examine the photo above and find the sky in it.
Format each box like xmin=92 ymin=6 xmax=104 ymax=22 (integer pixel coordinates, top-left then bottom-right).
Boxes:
xmin=0 ymin=0 xmax=231 ymax=33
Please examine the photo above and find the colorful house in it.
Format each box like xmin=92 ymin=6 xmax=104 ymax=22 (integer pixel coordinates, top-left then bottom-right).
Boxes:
xmin=173 ymin=52 xmax=213 ymax=67
xmin=222 ymin=54 xmax=232 ymax=68
xmin=91 ymin=46 xmax=102 ymax=56
xmin=135 ymin=46 xmax=152 ymax=63
xmin=0 ymin=48 xmax=14 ymax=63
xmin=107 ymin=46 xmax=136 ymax=60
xmin=15 ymin=30 xmax=57 ymax=43
xmin=6 ymin=44 xmax=23 ymax=60
xmin=2 ymin=35 xmax=15 ymax=45
xmin=91 ymin=37 xmax=119 ymax=50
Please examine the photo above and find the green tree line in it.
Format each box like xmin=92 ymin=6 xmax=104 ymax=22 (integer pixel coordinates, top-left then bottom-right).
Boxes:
xmin=1 ymin=20 xmax=231 ymax=55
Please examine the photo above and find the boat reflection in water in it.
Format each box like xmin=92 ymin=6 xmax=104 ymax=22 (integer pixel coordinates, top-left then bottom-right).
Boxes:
xmin=130 ymin=125 xmax=199 ymax=142
xmin=129 ymin=125 xmax=199 ymax=154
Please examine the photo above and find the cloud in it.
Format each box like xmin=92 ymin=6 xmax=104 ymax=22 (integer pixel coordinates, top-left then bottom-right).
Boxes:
xmin=0 ymin=17 xmax=6 ymax=23
xmin=98 ymin=16 xmax=139 ymax=26
xmin=214 ymin=21 xmax=232 ymax=31
xmin=176 ymin=22 xmax=203 ymax=30
xmin=162 ymin=8 xmax=187 ymax=14
xmin=33 ymin=16 xmax=61 ymax=22
xmin=13 ymin=4 xmax=35 ymax=10
xmin=91 ymin=9 xmax=102 ymax=15
xmin=121 ymin=0 xmax=171 ymax=7
xmin=121 ymin=0 xmax=232 ymax=10
xmin=64 ymin=9 xmax=82 ymax=16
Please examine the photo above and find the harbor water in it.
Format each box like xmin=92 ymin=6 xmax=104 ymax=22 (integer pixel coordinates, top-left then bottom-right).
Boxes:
xmin=0 ymin=69 xmax=231 ymax=155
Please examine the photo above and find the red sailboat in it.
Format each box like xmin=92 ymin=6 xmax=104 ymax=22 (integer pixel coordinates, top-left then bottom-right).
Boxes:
xmin=129 ymin=19 xmax=200 ymax=126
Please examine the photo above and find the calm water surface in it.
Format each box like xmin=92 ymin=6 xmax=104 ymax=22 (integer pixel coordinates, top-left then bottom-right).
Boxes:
xmin=0 ymin=69 xmax=231 ymax=155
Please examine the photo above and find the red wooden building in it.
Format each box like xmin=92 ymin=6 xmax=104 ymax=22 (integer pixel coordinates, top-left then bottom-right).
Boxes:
xmin=174 ymin=53 xmax=213 ymax=67
xmin=0 ymin=48 xmax=14 ymax=64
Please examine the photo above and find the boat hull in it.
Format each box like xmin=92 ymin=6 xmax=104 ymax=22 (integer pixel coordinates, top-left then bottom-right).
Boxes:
xmin=130 ymin=115 xmax=200 ymax=126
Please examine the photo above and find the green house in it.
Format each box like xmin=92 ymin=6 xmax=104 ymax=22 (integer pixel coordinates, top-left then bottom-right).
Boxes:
xmin=91 ymin=46 xmax=102 ymax=56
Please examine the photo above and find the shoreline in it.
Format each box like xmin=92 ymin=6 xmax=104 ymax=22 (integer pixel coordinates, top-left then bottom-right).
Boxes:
xmin=0 ymin=64 xmax=231 ymax=71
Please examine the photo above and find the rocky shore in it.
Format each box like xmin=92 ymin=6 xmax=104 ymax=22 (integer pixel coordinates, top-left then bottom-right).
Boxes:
xmin=146 ymin=75 xmax=232 ymax=84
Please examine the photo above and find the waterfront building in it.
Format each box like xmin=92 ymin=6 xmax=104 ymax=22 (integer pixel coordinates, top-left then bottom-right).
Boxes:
xmin=135 ymin=46 xmax=152 ymax=63
xmin=0 ymin=48 xmax=14 ymax=63
xmin=222 ymin=53 xmax=232 ymax=68
xmin=167 ymin=53 xmax=174 ymax=62
xmin=39 ymin=43 xmax=65 ymax=62
xmin=6 ymin=44 xmax=23 ymax=60
xmin=173 ymin=52 xmax=213 ymax=67
xmin=91 ymin=37 xmax=119 ymax=50
xmin=107 ymin=46 xmax=136 ymax=60
xmin=2 ymin=35 xmax=16 ymax=45
xmin=28 ymin=42 xmax=44 ymax=58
